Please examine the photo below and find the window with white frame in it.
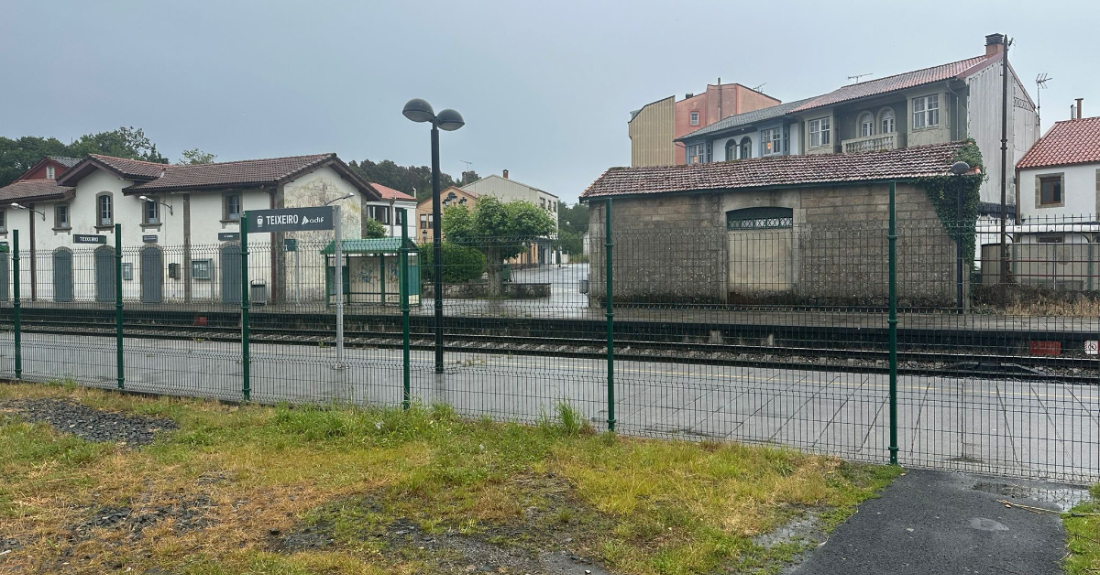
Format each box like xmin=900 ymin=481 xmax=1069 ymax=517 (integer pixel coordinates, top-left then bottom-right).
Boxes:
xmin=0 ymin=209 xmax=6 ymax=233
xmin=98 ymin=194 xmax=113 ymax=226
xmin=46 ymin=166 xmax=55 ymax=179
xmin=760 ymin=127 xmax=783 ymax=155
xmin=808 ymin=117 xmax=831 ymax=147
xmin=55 ymin=204 xmax=70 ymax=229
xmin=687 ymin=143 xmax=705 ymax=164
xmin=725 ymin=139 xmax=738 ymax=161
xmin=880 ymin=107 xmax=896 ymax=133
xmin=143 ymin=199 xmax=159 ymax=225
xmin=858 ymin=112 xmax=875 ymax=137
xmin=368 ymin=205 xmax=390 ymax=224
xmin=912 ymin=95 xmax=940 ymax=129
xmin=690 ymin=111 xmax=700 ymax=126
xmin=224 ymin=194 xmax=241 ymax=221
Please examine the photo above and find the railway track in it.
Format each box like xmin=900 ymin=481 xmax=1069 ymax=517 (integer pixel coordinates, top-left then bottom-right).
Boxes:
xmin=3 ymin=317 xmax=1098 ymax=384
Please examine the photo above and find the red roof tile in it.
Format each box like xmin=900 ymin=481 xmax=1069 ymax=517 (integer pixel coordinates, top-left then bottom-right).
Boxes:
xmin=369 ymin=182 xmax=416 ymax=202
xmin=0 ymin=179 xmax=72 ymax=203
xmin=792 ymin=56 xmax=991 ymax=113
xmin=88 ymin=154 xmax=172 ymax=179
xmin=581 ymin=142 xmax=967 ymax=199
xmin=1016 ymin=117 xmax=1100 ymax=170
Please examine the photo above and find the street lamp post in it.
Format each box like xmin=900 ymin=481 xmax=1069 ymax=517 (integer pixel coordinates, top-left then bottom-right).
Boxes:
xmin=403 ymin=98 xmax=464 ymax=374
xmin=950 ymin=161 xmax=971 ymax=315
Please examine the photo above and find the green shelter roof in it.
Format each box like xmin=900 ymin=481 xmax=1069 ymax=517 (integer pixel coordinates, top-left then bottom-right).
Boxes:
xmin=319 ymin=238 xmax=416 ymax=255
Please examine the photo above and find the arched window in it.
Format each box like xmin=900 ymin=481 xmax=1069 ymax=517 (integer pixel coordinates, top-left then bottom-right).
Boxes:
xmin=739 ymin=137 xmax=752 ymax=160
xmin=725 ymin=139 xmax=738 ymax=161
xmin=858 ymin=112 xmax=875 ymax=137
xmin=880 ymin=107 xmax=896 ymax=134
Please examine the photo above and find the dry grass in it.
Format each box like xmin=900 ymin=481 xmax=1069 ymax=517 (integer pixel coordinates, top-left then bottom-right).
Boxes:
xmin=0 ymin=382 xmax=898 ymax=575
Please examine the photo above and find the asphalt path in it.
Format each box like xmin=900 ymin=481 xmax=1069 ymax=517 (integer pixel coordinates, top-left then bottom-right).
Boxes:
xmin=2 ymin=331 xmax=1096 ymax=483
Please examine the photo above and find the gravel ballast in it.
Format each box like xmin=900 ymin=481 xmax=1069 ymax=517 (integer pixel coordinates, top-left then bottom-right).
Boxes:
xmin=0 ymin=398 xmax=176 ymax=446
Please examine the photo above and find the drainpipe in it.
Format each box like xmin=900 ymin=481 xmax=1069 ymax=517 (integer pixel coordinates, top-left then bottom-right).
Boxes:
xmin=945 ymin=81 xmax=962 ymax=141
xmin=28 ymin=203 xmax=36 ymax=301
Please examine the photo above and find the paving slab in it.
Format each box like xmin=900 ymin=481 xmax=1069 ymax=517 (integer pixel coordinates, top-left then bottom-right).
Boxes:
xmin=791 ymin=469 xmax=1086 ymax=575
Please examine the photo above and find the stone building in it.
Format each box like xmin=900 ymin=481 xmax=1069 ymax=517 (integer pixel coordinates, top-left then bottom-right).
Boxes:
xmin=581 ymin=142 xmax=970 ymax=307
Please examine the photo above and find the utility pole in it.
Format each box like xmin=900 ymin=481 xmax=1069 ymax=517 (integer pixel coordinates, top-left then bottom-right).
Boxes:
xmin=999 ymin=35 xmax=1011 ymax=302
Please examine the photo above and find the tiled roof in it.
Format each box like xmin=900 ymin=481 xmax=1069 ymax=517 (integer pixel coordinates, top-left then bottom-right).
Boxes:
xmin=88 ymin=154 xmax=172 ymax=179
xmin=792 ymin=56 xmax=991 ymax=112
xmin=47 ymin=156 xmax=82 ymax=168
xmin=678 ymin=98 xmax=813 ymax=141
xmin=369 ymin=182 xmax=416 ymax=202
xmin=128 ymin=154 xmax=335 ymax=191
xmin=1016 ymin=117 xmax=1100 ymax=170
xmin=581 ymin=141 xmax=967 ymax=199
xmin=0 ymin=179 xmax=72 ymax=203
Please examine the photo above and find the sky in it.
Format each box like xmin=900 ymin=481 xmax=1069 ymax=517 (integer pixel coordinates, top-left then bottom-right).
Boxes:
xmin=2 ymin=0 xmax=1098 ymax=203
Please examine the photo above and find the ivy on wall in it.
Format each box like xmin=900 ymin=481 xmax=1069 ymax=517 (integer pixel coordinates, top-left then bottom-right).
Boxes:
xmin=912 ymin=139 xmax=986 ymax=265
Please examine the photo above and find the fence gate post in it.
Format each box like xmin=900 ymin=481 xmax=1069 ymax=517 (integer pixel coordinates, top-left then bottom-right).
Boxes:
xmin=241 ymin=215 xmax=251 ymax=401
xmin=398 ymin=208 xmax=411 ymax=410
xmin=887 ymin=181 xmax=899 ymax=465
xmin=12 ymin=230 xmax=21 ymax=380
xmin=605 ymin=199 xmax=615 ymax=432
xmin=115 ymin=224 xmax=124 ymax=390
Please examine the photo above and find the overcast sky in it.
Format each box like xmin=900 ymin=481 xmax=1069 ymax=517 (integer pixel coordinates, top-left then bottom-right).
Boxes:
xmin=2 ymin=0 xmax=1097 ymax=203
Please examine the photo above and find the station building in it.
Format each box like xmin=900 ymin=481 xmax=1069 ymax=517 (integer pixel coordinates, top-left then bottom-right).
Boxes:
xmin=580 ymin=142 xmax=972 ymax=307
xmin=0 ymin=153 xmax=410 ymax=305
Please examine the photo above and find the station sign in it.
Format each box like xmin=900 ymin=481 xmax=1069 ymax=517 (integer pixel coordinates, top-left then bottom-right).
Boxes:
xmin=247 ymin=207 xmax=333 ymax=233
xmin=218 ymin=232 xmax=240 ymax=241
xmin=143 ymin=234 xmax=158 ymax=243
xmin=74 ymin=234 xmax=106 ymax=244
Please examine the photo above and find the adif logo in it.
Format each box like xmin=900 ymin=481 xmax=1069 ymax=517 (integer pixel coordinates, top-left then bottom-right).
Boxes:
xmin=255 ymin=214 xmax=264 ymax=228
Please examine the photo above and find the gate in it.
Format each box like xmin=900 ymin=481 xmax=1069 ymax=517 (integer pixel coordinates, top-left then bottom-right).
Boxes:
xmin=95 ymin=246 xmax=115 ymax=303
xmin=53 ymin=249 xmax=73 ymax=302
xmin=140 ymin=246 xmax=163 ymax=303
xmin=220 ymin=243 xmax=241 ymax=304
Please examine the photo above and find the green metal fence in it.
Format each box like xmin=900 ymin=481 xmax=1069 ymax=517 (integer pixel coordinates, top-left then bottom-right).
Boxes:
xmin=1 ymin=203 xmax=1097 ymax=484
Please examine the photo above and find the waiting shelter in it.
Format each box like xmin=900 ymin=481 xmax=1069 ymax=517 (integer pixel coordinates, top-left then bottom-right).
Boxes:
xmin=320 ymin=238 xmax=420 ymax=305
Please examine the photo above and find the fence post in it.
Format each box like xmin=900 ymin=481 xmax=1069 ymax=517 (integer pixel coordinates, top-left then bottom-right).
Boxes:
xmin=241 ymin=215 xmax=251 ymax=401
xmin=887 ymin=181 xmax=899 ymax=466
xmin=12 ymin=230 xmax=21 ymax=380
xmin=115 ymin=224 xmax=124 ymax=390
xmin=605 ymin=199 xmax=615 ymax=432
xmin=398 ymin=208 xmax=411 ymax=410
xmin=380 ymin=253 xmax=386 ymax=306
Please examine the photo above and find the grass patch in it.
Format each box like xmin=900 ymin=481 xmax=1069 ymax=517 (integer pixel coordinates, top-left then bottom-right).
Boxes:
xmin=0 ymin=382 xmax=897 ymax=574
xmin=1064 ymin=483 xmax=1100 ymax=575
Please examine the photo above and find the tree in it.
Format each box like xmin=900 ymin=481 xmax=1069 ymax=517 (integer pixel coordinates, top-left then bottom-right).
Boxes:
xmin=348 ymin=158 xmax=460 ymax=202
xmin=179 ymin=148 xmax=216 ymax=165
xmin=442 ymin=197 xmax=555 ymax=296
xmin=363 ymin=218 xmax=387 ymax=239
xmin=68 ymin=126 xmax=167 ymax=163
xmin=0 ymin=136 xmax=70 ymax=187
xmin=557 ymin=201 xmax=589 ymax=236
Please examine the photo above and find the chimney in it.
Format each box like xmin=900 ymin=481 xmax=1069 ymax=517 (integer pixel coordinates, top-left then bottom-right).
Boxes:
xmin=1076 ymin=98 xmax=1083 ymax=119
xmin=503 ymin=169 xmax=509 ymax=179
xmin=985 ymin=33 xmax=1005 ymax=57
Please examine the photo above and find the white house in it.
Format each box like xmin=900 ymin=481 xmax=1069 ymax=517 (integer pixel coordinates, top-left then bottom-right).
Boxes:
xmin=0 ymin=153 xmax=391 ymax=305
xmin=364 ymin=182 xmax=417 ymax=238
xmin=1016 ymin=110 xmax=1100 ymax=223
xmin=460 ymin=170 xmax=558 ymax=226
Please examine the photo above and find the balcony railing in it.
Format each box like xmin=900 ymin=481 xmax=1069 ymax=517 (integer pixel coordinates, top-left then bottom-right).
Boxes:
xmin=842 ymin=133 xmax=897 ymax=153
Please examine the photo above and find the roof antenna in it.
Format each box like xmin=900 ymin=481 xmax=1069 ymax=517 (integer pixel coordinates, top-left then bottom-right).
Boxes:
xmin=751 ymin=83 xmax=766 ymax=92
xmin=1035 ymin=73 xmax=1052 ymax=129
xmin=847 ymin=73 xmax=873 ymax=83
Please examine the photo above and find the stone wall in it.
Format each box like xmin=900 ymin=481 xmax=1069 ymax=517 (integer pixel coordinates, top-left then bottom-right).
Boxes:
xmin=587 ymin=182 xmax=962 ymax=307
xmin=588 ymin=194 xmax=727 ymax=304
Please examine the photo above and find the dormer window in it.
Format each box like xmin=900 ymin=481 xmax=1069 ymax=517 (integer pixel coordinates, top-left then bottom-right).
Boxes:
xmin=46 ymin=166 xmax=55 ymax=179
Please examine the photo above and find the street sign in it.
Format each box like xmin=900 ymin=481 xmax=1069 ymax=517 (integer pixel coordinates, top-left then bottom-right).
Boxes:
xmin=1086 ymin=340 xmax=1098 ymax=355
xmin=284 ymin=238 xmax=298 ymax=252
xmin=74 ymin=234 xmax=106 ymax=244
xmin=247 ymin=207 xmax=333 ymax=233
xmin=218 ymin=232 xmax=240 ymax=241
xmin=143 ymin=234 xmax=158 ymax=243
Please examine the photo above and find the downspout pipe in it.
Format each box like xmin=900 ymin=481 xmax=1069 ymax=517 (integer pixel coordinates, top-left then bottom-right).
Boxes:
xmin=945 ymin=80 xmax=962 ymax=141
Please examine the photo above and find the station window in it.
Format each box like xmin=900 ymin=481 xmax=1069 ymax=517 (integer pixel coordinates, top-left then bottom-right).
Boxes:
xmin=1039 ymin=176 xmax=1063 ymax=206
xmin=122 ymin=263 xmax=133 ymax=281
xmin=55 ymin=204 xmax=70 ymax=229
xmin=224 ymin=194 xmax=241 ymax=221
xmin=192 ymin=259 xmax=213 ymax=280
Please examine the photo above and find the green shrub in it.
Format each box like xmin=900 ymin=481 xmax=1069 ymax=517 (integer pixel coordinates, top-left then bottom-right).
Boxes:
xmin=418 ymin=242 xmax=486 ymax=283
